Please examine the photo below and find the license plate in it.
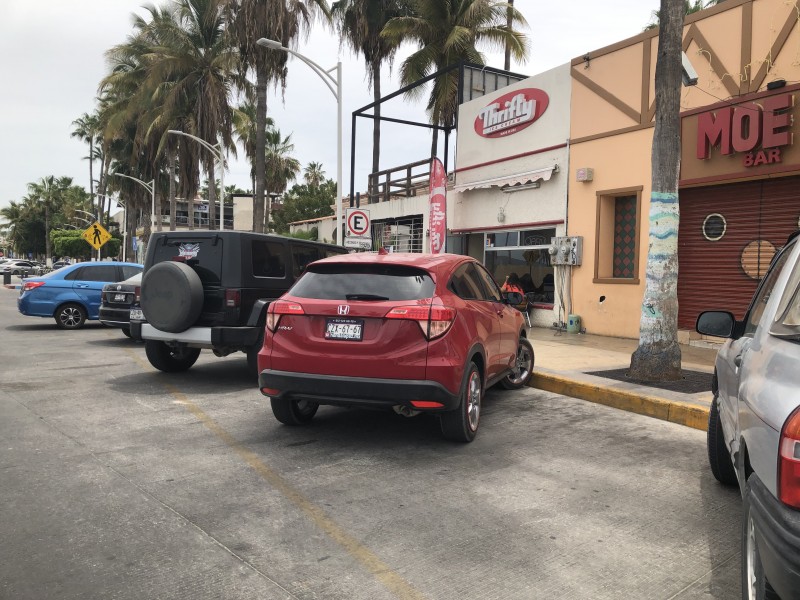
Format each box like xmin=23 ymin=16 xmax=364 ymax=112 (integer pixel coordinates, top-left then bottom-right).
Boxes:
xmin=130 ymin=308 xmax=144 ymax=321
xmin=114 ymin=293 xmax=127 ymax=302
xmin=325 ymin=318 xmax=363 ymax=341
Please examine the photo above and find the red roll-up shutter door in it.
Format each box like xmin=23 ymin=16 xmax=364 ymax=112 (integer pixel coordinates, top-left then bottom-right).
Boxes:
xmin=678 ymin=176 xmax=800 ymax=330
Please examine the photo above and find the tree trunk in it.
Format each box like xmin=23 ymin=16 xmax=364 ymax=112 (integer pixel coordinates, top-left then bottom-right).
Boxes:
xmin=254 ymin=67 xmax=268 ymax=233
xmin=372 ymin=61 xmax=381 ymax=178
xmin=207 ymin=156 xmax=217 ymax=230
xmin=44 ymin=206 xmax=51 ymax=263
xmin=169 ymin=150 xmax=177 ymax=231
xmin=629 ymin=0 xmax=685 ymax=381
xmin=89 ymin=142 xmax=97 ymax=224
xmin=430 ymin=127 xmax=439 ymax=158
xmin=504 ymin=0 xmax=514 ymax=70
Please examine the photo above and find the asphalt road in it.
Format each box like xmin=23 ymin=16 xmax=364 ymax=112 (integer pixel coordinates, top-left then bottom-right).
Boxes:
xmin=0 ymin=288 xmax=742 ymax=600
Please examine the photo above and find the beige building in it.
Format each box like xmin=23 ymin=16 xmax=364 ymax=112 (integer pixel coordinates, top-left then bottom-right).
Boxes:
xmin=568 ymin=0 xmax=800 ymax=339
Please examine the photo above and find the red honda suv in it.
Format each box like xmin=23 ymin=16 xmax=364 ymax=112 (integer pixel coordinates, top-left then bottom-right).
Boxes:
xmin=257 ymin=252 xmax=534 ymax=442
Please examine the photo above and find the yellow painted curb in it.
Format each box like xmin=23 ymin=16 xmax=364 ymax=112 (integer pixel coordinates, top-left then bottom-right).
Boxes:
xmin=529 ymin=372 xmax=710 ymax=431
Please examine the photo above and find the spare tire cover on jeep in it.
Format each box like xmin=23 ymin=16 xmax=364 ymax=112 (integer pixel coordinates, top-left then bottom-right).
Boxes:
xmin=141 ymin=261 xmax=204 ymax=333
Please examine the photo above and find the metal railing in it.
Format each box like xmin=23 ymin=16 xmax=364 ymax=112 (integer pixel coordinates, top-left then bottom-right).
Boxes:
xmin=367 ymin=159 xmax=431 ymax=204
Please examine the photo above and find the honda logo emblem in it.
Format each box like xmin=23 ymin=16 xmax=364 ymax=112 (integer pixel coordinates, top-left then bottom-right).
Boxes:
xmin=337 ymin=305 xmax=350 ymax=315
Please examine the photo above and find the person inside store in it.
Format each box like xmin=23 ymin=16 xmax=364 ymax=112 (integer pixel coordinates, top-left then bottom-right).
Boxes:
xmin=501 ymin=272 xmax=524 ymax=295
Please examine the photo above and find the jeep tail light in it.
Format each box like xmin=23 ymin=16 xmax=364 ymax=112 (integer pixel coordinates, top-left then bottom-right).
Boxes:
xmin=134 ymin=286 xmax=141 ymax=303
xmin=225 ymin=289 xmax=240 ymax=308
xmin=22 ymin=281 xmax=45 ymax=292
xmin=385 ymin=299 xmax=456 ymax=340
xmin=779 ymin=406 xmax=800 ymax=509
xmin=266 ymin=300 xmax=305 ymax=331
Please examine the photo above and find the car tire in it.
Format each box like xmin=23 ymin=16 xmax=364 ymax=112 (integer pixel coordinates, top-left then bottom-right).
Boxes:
xmin=500 ymin=337 xmax=535 ymax=390
xmin=141 ymin=261 xmax=204 ymax=333
xmin=55 ymin=303 xmax=87 ymax=329
xmin=742 ymin=479 xmax=781 ymax=600
xmin=270 ymin=397 xmax=319 ymax=425
xmin=441 ymin=362 xmax=482 ymax=443
xmin=121 ymin=328 xmax=132 ymax=338
xmin=145 ymin=340 xmax=201 ymax=373
xmin=246 ymin=327 xmax=265 ymax=378
xmin=707 ymin=394 xmax=738 ymax=486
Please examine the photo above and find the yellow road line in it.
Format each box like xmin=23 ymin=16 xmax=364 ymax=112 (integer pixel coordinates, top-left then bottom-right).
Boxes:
xmin=125 ymin=349 xmax=426 ymax=600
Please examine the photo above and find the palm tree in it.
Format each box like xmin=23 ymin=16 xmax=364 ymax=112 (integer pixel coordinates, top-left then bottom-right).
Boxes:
xmin=233 ymin=100 xmax=274 ymax=202
xmin=382 ymin=0 xmax=529 ymax=156
xmin=646 ymin=0 xmax=725 ymax=29
xmin=629 ymin=0 xmax=686 ymax=382
xmin=227 ymin=0 xmax=330 ymax=232
xmin=303 ymin=161 xmax=325 ymax=187
xmin=26 ymin=176 xmax=73 ymax=263
xmin=264 ymin=127 xmax=301 ymax=231
xmin=332 ymin=0 xmax=407 ymax=179
xmin=70 ymin=112 xmax=100 ymax=220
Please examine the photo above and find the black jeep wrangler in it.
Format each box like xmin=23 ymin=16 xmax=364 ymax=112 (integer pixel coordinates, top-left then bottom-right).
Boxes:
xmin=130 ymin=231 xmax=347 ymax=374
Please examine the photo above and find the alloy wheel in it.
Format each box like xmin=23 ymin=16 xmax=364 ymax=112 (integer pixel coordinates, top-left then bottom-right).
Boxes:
xmin=746 ymin=513 xmax=756 ymax=600
xmin=60 ymin=307 xmax=83 ymax=328
xmin=466 ymin=371 xmax=481 ymax=432
xmin=508 ymin=344 xmax=533 ymax=385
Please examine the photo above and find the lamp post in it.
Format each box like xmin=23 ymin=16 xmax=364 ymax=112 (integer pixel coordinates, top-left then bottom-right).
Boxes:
xmin=113 ymin=174 xmax=155 ymax=262
xmin=167 ymin=130 xmax=225 ymax=231
xmin=256 ymin=38 xmax=343 ymax=245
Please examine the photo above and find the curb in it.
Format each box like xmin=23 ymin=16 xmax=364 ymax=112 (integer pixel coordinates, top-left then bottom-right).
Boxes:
xmin=529 ymin=372 xmax=710 ymax=431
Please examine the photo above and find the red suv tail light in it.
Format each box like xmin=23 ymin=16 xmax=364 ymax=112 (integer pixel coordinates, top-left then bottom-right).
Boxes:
xmin=134 ymin=286 xmax=141 ymax=303
xmin=22 ymin=281 xmax=45 ymax=292
xmin=779 ymin=406 xmax=800 ymax=509
xmin=385 ymin=299 xmax=456 ymax=340
xmin=266 ymin=300 xmax=305 ymax=331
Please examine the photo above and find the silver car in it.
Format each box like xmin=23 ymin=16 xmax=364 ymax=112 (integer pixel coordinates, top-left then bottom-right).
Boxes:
xmin=0 ymin=260 xmax=42 ymax=276
xmin=697 ymin=231 xmax=800 ymax=600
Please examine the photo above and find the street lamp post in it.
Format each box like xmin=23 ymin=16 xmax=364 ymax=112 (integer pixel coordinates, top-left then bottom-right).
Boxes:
xmin=256 ymin=38 xmax=343 ymax=246
xmin=113 ymin=174 xmax=155 ymax=262
xmin=167 ymin=130 xmax=225 ymax=231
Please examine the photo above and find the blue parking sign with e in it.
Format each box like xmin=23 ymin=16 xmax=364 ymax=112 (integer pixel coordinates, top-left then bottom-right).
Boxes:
xmin=132 ymin=236 xmax=138 ymax=252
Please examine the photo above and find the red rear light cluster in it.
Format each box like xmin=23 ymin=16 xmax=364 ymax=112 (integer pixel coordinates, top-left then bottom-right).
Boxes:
xmin=22 ymin=281 xmax=45 ymax=292
xmin=385 ymin=299 xmax=456 ymax=340
xmin=779 ymin=406 xmax=800 ymax=509
xmin=225 ymin=289 xmax=240 ymax=308
xmin=267 ymin=300 xmax=305 ymax=331
xmin=134 ymin=286 xmax=141 ymax=303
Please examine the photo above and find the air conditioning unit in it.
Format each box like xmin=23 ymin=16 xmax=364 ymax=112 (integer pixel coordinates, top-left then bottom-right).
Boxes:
xmin=549 ymin=236 xmax=583 ymax=266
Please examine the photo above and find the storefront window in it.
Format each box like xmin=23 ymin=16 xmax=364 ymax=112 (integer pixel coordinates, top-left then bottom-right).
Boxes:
xmin=484 ymin=227 xmax=555 ymax=304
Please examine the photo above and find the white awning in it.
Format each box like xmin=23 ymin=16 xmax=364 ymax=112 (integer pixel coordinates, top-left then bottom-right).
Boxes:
xmin=454 ymin=165 xmax=558 ymax=193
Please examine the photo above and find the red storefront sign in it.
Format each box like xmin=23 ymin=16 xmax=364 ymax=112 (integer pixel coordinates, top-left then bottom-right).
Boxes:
xmin=429 ymin=158 xmax=447 ymax=254
xmin=696 ymin=93 xmax=793 ymax=167
xmin=474 ymin=88 xmax=549 ymax=138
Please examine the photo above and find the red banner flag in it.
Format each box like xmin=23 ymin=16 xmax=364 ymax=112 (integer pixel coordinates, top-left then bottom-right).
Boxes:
xmin=429 ymin=158 xmax=447 ymax=254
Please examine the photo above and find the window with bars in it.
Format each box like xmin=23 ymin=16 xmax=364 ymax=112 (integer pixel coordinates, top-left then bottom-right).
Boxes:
xmin=595 ymin=187 xmax=642 ymax=283
xmin=371 ymin=215 xmax=424 ymax=253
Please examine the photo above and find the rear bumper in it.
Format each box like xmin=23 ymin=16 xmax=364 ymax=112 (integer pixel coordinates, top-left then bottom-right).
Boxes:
xmin=749 ymin=474 xmax=800 ymax=599
xmin=99 ymin=306 xmax=130 ymax=328
xmin=132 ymin=322 xmax=259 ymax=348
xmin=258 ymin=370 xmax=461 ymax=411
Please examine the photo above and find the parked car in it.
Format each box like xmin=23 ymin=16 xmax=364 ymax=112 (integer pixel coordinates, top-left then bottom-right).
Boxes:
xmin=696 ymin=230 xmax=800 ymax=600
xmin=131 ymin=231 xmax=348 ymax=375
xmin=1 ymin=260 xmax=43 ymax=277
xmin=52 ymin=260 xmax=72 ymax=270
xmin=99 ymin=272 xmax=142 ymax=337
xmin=257 ymin=251 xmax=535 ymax=442
xmin=18 ymin=262 xmax=143 ymax=329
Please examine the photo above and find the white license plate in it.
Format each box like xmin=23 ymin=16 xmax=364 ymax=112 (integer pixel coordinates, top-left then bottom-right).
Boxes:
xmin=114 ymin=293 xmax=127 ymax=302
xmin=325 ymin=318 xmax=363 ymax=341
xmin=130 ymin=308 xmax=144 ymax=321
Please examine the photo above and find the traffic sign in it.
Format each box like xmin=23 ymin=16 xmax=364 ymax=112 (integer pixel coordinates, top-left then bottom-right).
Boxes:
xmin=82 ymin=221 xmax=112 ymax=250
xmin=346 ymin=208 xmax=370 ymax=237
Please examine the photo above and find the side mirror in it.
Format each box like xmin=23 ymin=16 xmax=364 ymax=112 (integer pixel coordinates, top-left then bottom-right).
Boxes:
xmin=696 ymin=310 xmax=736 ymax=338
xmin=505 ymin=291 xmax=524 ymax=305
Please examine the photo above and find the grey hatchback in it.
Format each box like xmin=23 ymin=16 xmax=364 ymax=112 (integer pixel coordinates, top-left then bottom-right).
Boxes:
xmin=697 ymin=231 xmax=800 ymax=600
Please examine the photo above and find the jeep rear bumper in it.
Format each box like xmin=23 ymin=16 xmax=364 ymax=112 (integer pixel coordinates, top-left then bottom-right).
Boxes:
xmin=258 ymin=370 xmax=461 ymax=411
xmin=131 ymin=322 xmax=260 ymax=348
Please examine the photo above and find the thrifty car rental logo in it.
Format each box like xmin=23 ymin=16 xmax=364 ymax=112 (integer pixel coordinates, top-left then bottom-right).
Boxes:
xmin=474 ymin=88 xmax=549 ymax=138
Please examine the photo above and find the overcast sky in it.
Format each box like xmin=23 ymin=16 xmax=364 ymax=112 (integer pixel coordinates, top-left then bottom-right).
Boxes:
xmin=0 ymin=0 xmax=660 ymax=214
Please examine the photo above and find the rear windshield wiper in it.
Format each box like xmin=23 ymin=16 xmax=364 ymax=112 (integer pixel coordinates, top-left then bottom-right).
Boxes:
xmin=345 ymin=294 xmax=390 ymax=300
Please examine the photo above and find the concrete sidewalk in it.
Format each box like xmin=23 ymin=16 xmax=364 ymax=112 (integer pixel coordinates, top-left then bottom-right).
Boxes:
xmin=526 ymin=326 xmax=719 ymax=431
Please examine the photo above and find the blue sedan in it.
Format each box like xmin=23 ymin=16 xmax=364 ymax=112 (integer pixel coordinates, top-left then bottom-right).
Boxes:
xmin=18 ymin=262 xmax=143 ymax=329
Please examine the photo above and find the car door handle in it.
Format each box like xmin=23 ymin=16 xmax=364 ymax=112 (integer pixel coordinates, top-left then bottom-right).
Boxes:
xmin=76 ymin=284 xmax=90 ymax=288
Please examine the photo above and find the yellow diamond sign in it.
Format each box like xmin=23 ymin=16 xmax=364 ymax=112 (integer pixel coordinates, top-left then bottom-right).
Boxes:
xmin=82 ymin=221 xmax=112 ymax=250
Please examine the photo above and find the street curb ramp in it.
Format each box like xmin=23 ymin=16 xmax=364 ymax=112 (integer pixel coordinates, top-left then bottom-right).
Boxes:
xmin=529 ymin=372 xmax=710 ymax=431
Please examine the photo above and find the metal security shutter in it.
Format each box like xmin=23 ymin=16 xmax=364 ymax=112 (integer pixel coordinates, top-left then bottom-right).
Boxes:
xmin=678 ymin=176 xmax=800 ymax=329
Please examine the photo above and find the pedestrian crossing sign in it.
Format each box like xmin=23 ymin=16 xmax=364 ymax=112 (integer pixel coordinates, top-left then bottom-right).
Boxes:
xmin=82 ymin=221 xmax=112 ymax=250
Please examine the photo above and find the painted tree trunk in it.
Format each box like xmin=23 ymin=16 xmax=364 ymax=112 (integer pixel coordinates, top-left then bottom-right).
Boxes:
xmin=372 ymin=61 xmax=381 ymax=177
xmin=629 ymin=0 xmax=684 ymax=381
xmin=254 ymin=68 xmax=268 ymax=233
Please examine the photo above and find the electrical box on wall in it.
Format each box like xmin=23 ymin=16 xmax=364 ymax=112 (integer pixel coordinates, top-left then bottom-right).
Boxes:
xmin=549 ymin=236 xmax=583 ymax=266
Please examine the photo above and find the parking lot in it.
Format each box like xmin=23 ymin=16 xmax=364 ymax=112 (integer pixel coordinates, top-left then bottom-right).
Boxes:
xmin=0 ymin=289 xmax=742 ymax=599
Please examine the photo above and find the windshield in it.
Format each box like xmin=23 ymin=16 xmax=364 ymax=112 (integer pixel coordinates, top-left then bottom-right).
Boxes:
xmin=289 ymin=263 xmax=435 ymax=301
xmin=770 ymin=240 xmax=800 ymax=338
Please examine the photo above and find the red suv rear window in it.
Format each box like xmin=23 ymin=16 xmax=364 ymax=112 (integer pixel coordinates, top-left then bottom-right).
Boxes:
xmin=290 ymin=264 xmax=434 ymax=300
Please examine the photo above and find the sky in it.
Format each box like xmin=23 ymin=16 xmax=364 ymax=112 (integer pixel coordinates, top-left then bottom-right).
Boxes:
xmin=0 ymin=0 xmax=660 ymax=215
